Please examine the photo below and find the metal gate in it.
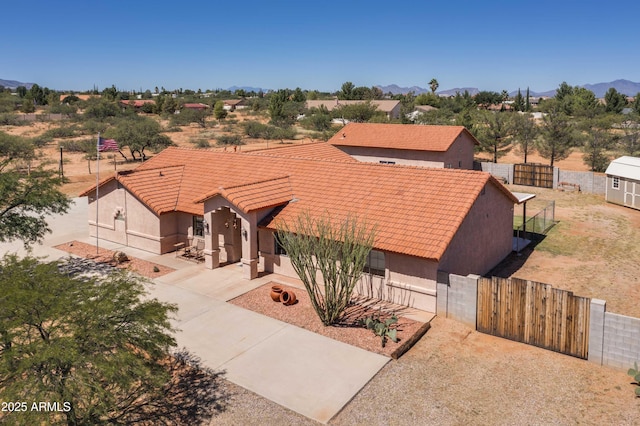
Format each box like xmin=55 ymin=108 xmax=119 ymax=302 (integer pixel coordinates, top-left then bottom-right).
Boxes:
xmin=477 ymin=277 xmax=590 ymax=359
xmin=513 ymin=163 xmax=554 ymax=188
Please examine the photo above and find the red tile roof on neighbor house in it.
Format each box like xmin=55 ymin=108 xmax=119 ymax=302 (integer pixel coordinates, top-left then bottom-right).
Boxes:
xmin=329 ymin=122 xmax=479 ymax=152
xmin=81 ymin=145 xmax=517 ymax=261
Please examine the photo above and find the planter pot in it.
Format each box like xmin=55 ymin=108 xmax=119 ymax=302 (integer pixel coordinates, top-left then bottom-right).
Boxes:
xmin=270 ymin=285 xmax=284 ymax=302
xmin=280 ymin=290 xmax=297 ymax=306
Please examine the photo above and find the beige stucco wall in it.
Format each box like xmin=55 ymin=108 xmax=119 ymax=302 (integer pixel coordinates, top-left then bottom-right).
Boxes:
xmin=439 ymin=182 xmax=514 ymax=276
xmin=335 ymin=133 xmax=475 ymax=169
xmin=87 ymin=180 xmax=165 ymax=253
xmin=260 ymin=228 xmax=438 ymax=312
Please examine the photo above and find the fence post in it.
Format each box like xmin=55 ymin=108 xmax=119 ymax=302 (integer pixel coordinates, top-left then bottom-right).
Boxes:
xmin=588 ymin=299 xmax=606 ymax=365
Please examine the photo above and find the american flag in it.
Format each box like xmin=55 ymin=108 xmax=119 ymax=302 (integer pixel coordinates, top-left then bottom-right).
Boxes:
xmin=98 ymin=137 xmax=119 ymax=152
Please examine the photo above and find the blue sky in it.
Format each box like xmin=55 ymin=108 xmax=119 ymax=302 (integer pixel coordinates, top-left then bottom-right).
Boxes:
xmin=2 ymin=1 xmax=638 ymax=93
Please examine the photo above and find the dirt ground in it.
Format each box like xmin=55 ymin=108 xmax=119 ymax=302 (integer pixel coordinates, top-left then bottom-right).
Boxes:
xmin=6 ymin=114 xmax=640 ymax=424
xmin=495 ymin=184 xmax=640 ymax=318
xmin=210 ymin=316 xmax=640 ymax=425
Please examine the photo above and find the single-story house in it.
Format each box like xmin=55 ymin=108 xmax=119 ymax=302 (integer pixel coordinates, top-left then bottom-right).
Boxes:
xmin=306 ymin=99 xmax=402 ymax=120
xmin=328 ymin=122 xmax=478 ymax=169
xmin=80 ymin=143 xmax=517 ymax=312
xmin=605 ymin=156 xmax=640 ymax=210
xmin=223 ymin=99 xmax=248 ymax=111
xmin=119 ymin=99 xmax=156 ymax=110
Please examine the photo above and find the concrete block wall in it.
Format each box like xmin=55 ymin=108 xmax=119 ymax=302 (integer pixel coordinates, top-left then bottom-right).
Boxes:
xmin=477 ymin=162 xmax=514 ymax=184
xmin=589 ymin=299 xmax=640 ymax=369
xmin=558 ymin=170 xmax=606 ymax=194
xmin=436 ymin=273 xmax=479 ymax=328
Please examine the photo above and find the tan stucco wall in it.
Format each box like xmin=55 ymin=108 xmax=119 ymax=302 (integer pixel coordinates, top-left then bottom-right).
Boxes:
xmin=88 ymin=181 xmax=164 ymax=253
xmin=439 ymin=182 xmax=514 ymax=276
xmin=260 ymin=228 xmax=438 ymax=312
xmin=335 ymin=133 xmax=474 ymax=169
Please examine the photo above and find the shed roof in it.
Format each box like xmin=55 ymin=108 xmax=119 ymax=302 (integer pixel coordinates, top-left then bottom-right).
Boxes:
xmin=328 ymin=122 xmax=479 ymax=152
xmin=605 ymin=156 xmax=640 ymax=180
xmin=81 ymin=144 xmax=517 ymax=261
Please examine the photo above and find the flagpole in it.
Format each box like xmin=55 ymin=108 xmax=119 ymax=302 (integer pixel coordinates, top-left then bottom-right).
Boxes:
xmin=96 ymin=132 xmax=100 ymax=255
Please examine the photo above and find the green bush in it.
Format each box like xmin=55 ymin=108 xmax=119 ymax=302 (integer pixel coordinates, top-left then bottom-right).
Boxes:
xmin=82 ymin=119 xmax=110 ymax=135
xmin=43 ymin=126 xmax=78 ymax=139
xmin=58 ymin=139 xmax=95 ymax=153
xmin=0 ymin=113 xmax=23 ymax=126
xmin=192 ymin=138 xmax=211 ymax=148
xmin=216 ymin=135 xmax=244 ymax=146
xmin=30 ymin=135 xmax=53 ymax=148
xmin=241 ymin=120 xmax=296 ymax=140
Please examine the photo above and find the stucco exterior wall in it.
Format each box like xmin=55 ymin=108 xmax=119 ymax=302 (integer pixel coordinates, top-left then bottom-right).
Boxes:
xmin=88 ymin=180 xmax=164 ymax=253
xmin=335 ymin=134 xmax=474 ymax=170
xmin=439 ymin=182 xmax=514 ymax=276
xmin=260 ymin=228 xmax=438 ymax=312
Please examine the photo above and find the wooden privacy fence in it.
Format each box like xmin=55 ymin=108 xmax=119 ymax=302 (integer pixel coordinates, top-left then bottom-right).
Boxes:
xmin=513 ymin=163 xmax=554 ymax=188
xmin=477 ymin=277 xmax=590 ymax=359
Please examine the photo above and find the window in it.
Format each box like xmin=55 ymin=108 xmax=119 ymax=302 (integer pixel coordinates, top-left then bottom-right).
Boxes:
xmin=612 ymin=176 xmax=620 ymax=189
xmin=365 ymin=250 xmax=385 ymax=276
xmin=193 ymin=216 xmax=204 ymax=237
xmin=274 ymin=235 xmax=287 ymax=256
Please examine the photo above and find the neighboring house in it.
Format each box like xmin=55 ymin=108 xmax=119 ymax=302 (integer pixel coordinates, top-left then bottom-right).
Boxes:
xmin=605 ymin=156 xmax=640 ymax=210
xmin=328 ymin=122 xmax=478 ymax=169
xmin=306 ymin=99 xmax=402 ymax=120
xmin=223 ymin=99 xmax=248 ymax=111
xmin=182 ymin=103 xmax=209 ymax=110
xmin=406 ymin=105 xmax=438 ymax=121
xmin=119 ymin=99 xmax=156 ymax=110
xmin=80 ymin=144 xmax=517 ymax=312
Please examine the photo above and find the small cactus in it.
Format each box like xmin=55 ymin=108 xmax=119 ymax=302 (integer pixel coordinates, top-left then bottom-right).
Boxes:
xmin=359 ymin=313 xmax=399 ymax=348
xmin=628 ymin=362 xmax=640 ymax=397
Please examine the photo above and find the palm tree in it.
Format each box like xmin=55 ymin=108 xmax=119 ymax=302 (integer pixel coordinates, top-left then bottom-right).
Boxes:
xmin=429 ymin=78 xmax=439 ymax=95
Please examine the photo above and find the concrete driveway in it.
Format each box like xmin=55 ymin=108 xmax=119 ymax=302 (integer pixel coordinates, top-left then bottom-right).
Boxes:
xmin=0 ymin=198 xmax=390 ymax=424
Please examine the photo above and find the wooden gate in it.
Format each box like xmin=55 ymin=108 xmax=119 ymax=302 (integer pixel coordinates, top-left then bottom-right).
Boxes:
xmin=477 ymin=277 xmax=590 ymax=359
xmin=513 ymin=163 xmax=554 ymax=188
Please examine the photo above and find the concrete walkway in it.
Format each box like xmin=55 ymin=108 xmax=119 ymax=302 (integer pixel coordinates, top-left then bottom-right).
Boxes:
xmin=0 ymin=198 xmax=393 ymax=424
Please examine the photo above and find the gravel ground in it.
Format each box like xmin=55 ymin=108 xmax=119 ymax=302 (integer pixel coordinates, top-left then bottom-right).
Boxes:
xmin=229 ymin=282 xmax=425 ymax=357
xmin=54 ymin=240 xmax=175 ymax=278
xmin=209 ymin=317 xmax=640 ymax=425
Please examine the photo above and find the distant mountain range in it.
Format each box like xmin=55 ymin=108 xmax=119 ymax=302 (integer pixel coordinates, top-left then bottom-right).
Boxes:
xmin=0 ymin=78 xmax=34 ymax=89
xmin=3 ymin=78 xmax=639 ymax=99
xmin=377 ymin=79 xmax=640 ymax=99
xmin=227 ymin=85 xmax=265 ymax=94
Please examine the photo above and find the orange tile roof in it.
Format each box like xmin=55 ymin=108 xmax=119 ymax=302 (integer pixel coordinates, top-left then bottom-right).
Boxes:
xmin=329 ymin=122 xmax=479 ymax=152
xmin=196 ymin=175 xmax=293 ymax=213
xmin=245 ymin=142 xmax=357 ymax=163
xmin=81 ymin=147 xmax=517 ymax=261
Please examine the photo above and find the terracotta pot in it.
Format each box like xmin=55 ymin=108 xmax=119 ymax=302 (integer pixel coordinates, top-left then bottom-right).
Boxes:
xmin=280 ymin=290 xmax=297 ymax=306
xmin=270 ymin=285 xmax=284 ymax=302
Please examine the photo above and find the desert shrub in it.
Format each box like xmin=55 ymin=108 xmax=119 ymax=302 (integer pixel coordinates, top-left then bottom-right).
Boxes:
xmin=0 ymin=113 xmax=23 ymax=126
xmin=58 ymin=138 xmax=95 ymax=153
xmin=192 ymin=138 xmax=211 ymax=148
xmin=216 ymin=135 xmax=244 ymax=146
xmin=242 ymin=121 xmax=267 ymax=138
xmin=81 ymin=119 xmax=110 ymax=135
xmin=43 ymin=126 xmax=78 ymax=138
xmin=163 ymin=125 xmax=182 ymax=132
xmin=30 ymin=135 xmax=53 ymax=148
xmin=241 ymin=120 xmax=296 ymax=139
